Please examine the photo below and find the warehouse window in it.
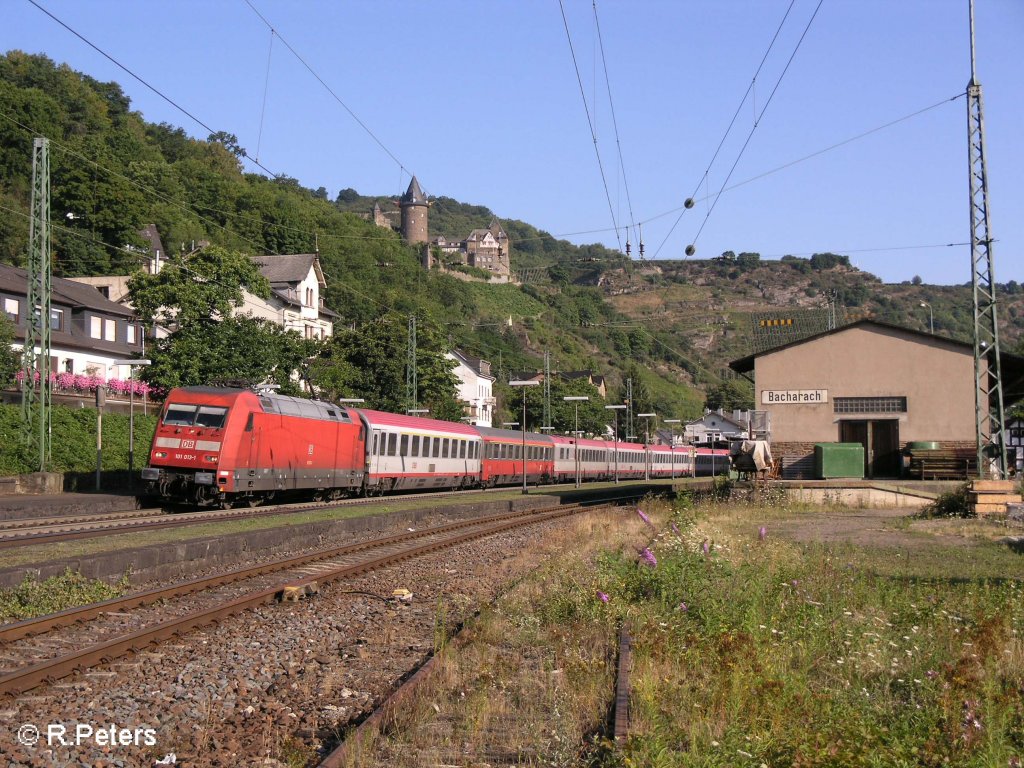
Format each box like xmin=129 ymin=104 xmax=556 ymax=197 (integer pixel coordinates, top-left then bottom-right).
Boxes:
xmin=833 ymin=396 xmax=907 ymax=414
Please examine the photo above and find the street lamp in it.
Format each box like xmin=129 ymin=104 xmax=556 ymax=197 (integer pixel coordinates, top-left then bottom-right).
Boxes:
xmin=919 ymin=301 xmax=934 ymax=334
xmin=509 ymin=380 xmax=540 ymax=494
xmin=638 ymin=412 xmax=656 ymax=481
xmin=664 ymin=418 xmax=681 ymax=479
xmin=112 ymin=358 xmax=151 ymax=489
xmin=564 ymin=395 xmax=589 ymax=488
xmin=338 ymin=398 xmax=365 ymax=405
xmin=605 ymin=404 xmax=627 ymax=484
xmin=406 ymin=408 xmax=429 ymax=416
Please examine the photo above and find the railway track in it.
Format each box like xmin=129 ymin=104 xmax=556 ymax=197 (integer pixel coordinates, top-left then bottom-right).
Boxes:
xmin=0 ymin=480 xmax=661 ymax=550
xmin=0 ymin=499 xmax=620 ymax=697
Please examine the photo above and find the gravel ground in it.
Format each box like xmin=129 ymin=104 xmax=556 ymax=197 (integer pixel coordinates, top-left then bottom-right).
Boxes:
xmin=0 ymin=511 xmax=597 ymax=768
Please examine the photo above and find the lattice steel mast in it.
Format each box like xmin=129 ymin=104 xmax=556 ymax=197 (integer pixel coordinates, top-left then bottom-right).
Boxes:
xmin=966 ymin=0 xmax=1006 ymax=479
xmin=405 ymin=315 xmax=417 ymax=413
xmin=22 ymin=138 xmax=52 ymax=471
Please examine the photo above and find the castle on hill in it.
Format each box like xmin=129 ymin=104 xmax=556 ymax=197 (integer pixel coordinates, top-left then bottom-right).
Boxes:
xmin=365 ymin=177 xmax=512 ymax=283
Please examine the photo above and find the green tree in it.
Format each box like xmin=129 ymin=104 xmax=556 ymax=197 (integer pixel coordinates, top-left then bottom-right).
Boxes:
xmin=704 ymin=378 xmax=754 ymax=411
xmin=309 ymin=314 xmax=457 ymax=414
xmin=144 ymin=315 xmax=314 ymax=394
xmin=127 ymin=245 xmax=270 ymax=329
xmin=0 ymin=314 xmax=19 ymax=388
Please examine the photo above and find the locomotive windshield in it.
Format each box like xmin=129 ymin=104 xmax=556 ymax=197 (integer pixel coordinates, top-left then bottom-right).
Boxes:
xmin=163 ymin=404 xmax=229 ymax=428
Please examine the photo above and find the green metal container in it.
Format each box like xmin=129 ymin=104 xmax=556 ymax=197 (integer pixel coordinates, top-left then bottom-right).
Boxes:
xmin=814 ymin=443 xmax=865 ymax=479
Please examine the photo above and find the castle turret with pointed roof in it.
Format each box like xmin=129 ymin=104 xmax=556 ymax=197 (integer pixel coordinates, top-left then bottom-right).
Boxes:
xmin=399 ymin=176 xmax=429 ymax=245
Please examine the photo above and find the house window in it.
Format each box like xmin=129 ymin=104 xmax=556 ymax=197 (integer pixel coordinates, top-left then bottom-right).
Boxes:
xmin=104 ymin=318 xmax=116 ymax=341
xmin=50 ymin=308 xmax=64 ymax=332
xmin=126 ymin=324 xmax=137 ymax=345
xmin=3 ymin=298 xmax=18 ymax=322
xmin=834 ymin=397 xmax=908 ymax=414
xmin=90 ymin=316 xmax=102 ymax=339
xmin=64 ymin=359 xmax=74 ymax=374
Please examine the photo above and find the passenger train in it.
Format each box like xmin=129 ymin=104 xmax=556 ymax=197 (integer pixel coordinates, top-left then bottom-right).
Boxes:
xmin=141 ymin=387 xmax=729 ymax=507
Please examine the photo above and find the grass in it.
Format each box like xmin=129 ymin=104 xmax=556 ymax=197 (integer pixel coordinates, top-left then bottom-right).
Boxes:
xmin=341 ymin=492 xmax=1023 ymax=767
xmin=0 ymin=567 xmax=131 ymax=622
xmin=601 ymin=497 xmax=1024 ymax=767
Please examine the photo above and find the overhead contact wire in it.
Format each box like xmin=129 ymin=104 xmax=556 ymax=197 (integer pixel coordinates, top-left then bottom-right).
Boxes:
xmin=688 ymin=0 xmax=825 ymax=251
xmin=558 ymin=0 xmax=622 ymax=252
xmin=593 ymin=0 xmax=639 ymax=254
xmin=653 ymin=0 xmax=798 ymax=258
xmin=25 ymin=0 xmax=282 ymax=179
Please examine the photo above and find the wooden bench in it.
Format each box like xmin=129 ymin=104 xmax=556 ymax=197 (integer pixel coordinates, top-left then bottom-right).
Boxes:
xmin=906 ymin=448 xmax=977 ymax=480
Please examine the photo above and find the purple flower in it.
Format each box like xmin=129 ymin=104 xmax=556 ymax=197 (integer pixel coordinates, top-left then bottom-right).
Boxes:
xmin=640 ymin=548 xmax=657 ymax=568
xmin=702 ymin=539 xmax=710 ymax=557
xmin=791 ymin=579 xmax=800 ymax=588
xmin=637 ymin=508 xmax=654 ymax=528
xmin=678 ymin=601 xmax=688 ymax=612
xmin=671 ymin=522 xmax=681 ymax=536
xmin=758 ymin=526 xmax=767 ymax=541
xmin=596 ymin=590 xmax=610 ymax=603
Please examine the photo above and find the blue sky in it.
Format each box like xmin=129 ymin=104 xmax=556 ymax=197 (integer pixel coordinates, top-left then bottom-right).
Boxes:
xmin=4 ymin=0 xmax=1022 ymax=285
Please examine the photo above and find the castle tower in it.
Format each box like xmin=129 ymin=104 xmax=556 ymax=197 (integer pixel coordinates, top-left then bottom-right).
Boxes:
xmin=400 ymin=176 xmax=429 ymax=245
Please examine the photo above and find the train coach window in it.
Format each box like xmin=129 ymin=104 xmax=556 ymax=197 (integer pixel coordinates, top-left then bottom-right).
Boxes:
xmin=163 ymin=404 xmax=198 ymax=426
xmin=459 ymin=441 xmax=466 ymax=459
xmin=400 ymin=435 xmax=409 ymax=456
xmin=411 ymin=435 xmax=420 ymax=456
xmin=387 ymin=433 xmax=397 ymax=456
xmin=441 ymin=439 xmax=449 ymax=458
xmin=432 ymin=439 xmax=441 ymax=458
xmin=196 ymin=406 xmax=228 ymax=428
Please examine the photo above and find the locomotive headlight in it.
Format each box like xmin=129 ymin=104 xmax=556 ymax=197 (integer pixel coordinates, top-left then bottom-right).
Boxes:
xmin=154 ymin=451 xmax=167 ymax=459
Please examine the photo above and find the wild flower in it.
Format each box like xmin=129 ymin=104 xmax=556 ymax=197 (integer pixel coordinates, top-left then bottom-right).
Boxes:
xmin=702 ymin=539 xmax=710 ymax=557
xmin=791 ymin=579 xmax=799 ymax=587
xmin=678 ymin=601 xmax=688 ymax=612
xmin=596 ymin=590 xmax=609 ymax=603
xmin=758 ymin=525 xmax=767 ymax=541
xmin=671 ymin=522 xmax=681 ymax=536
xmin=640 ymin=548 xmax=657 ymax=568
xmin=637 ymin=508 xmax=654 ymax=528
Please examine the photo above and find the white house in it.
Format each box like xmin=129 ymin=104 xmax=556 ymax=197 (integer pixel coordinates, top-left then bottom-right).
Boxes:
xmin=69 ymin=249 xmax=335 ymax=341
xmin=683 ymin=409 xmax=750 ymax=447
xmin=447 ymin=349 xmax=495 ymax=428
xmin=1 ymin=263 xmax=144 ymax=382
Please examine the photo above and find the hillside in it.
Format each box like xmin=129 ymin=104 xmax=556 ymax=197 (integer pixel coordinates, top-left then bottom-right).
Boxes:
xmin=1 ymin=51 xmax=1021 ymax=425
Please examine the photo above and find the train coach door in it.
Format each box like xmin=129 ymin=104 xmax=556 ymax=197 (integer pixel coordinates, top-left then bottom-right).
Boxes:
xmin=369 ymin=431 xmax=381 ymax=476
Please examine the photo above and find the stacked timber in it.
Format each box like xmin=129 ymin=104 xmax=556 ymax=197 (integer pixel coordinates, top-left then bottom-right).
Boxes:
xmin=969 ymin=479 xmax=1022 ymax=517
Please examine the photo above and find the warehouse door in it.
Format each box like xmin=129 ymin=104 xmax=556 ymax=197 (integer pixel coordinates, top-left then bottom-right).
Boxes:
xmin=839 ymin=419 xmax=900 ymax=478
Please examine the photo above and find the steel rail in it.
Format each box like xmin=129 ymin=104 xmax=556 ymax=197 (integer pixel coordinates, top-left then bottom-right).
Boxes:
xmin=0 ymin=503 xmax=602 ymax=696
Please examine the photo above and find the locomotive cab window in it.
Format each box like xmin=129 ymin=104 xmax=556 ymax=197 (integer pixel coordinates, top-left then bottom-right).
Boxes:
xmin=163 ymin=404 xmax=198 ymax=426
xmin=195 ymin=406 xmax=228 ymax=428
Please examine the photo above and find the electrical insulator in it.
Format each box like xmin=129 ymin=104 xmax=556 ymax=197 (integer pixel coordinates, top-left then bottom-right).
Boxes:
xmin=685 ymin=244 xmax=696 ymax=256
xmin=625 ymin=241 xmax=631 ymax=256
xmin=684 ymin=198 xmax=695 ymax=209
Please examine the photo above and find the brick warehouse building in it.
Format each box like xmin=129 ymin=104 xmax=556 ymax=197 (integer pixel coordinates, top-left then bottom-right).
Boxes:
xmin=729 ymin=320 xmax=1024 ymax=479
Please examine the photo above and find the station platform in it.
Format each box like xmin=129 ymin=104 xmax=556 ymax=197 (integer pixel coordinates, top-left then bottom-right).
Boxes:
xmin=0 ymin=491 xmax=141 ymax=520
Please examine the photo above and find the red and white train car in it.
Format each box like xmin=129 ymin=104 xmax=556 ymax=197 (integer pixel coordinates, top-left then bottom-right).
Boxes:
xmin=354 ymin=410 xmax=482 ymax=493
xmin=477 ymin=426 xmax=553 ymax=487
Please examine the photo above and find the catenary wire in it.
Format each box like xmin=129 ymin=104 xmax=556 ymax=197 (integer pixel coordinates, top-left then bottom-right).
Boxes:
xmin=242 ymin=0 xmax=419 ymax=191
xmin=24 ymin=0 xmax=282 ymax=180
xmin=593 ymin=0 xmax=638 ymax=253
xmin=681 ymin=0 xmax=826 ymax=255
xmin=558 ymin=0 xmax=622 ymax=252
xmin=653 ymin=0 xmax=798 ymax=257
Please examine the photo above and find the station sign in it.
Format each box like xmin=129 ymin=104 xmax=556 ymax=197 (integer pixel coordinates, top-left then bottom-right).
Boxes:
xmin=761 ymin=389 xmax=828 ymax=405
